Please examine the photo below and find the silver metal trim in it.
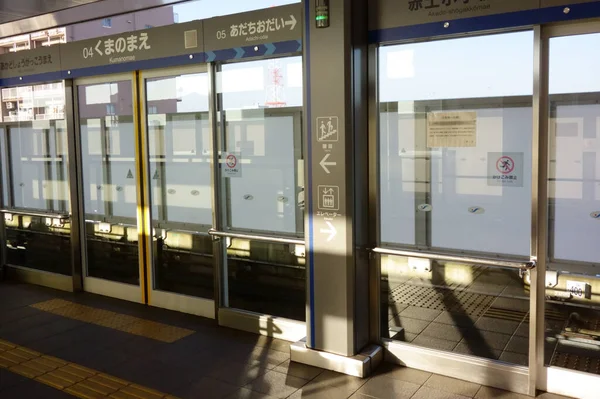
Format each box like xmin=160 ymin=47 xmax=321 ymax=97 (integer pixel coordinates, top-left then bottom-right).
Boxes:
xmin=367 ymin=40 xmax=381 ymax=343
xmin=4 ymin=265 xmax=74 ymax=292
xmin=372 ymin=247 xmax=535 ymax=270
xmin=64 ymin=78 xmax=83 ymax=291
xmin=529 ymin=24 xmax=547 ymax=396
xmin=219 ymin=307 xmax=306 ymax=343
xmin=0 ymin=208 xmax=70 ymax=220
xmin=208 ymin=229 xmax=304 ymax=246
xmin=383 ymin=338 xmax=530 ymax=395
xmin=84 ymin=219 xmax=137 ymax=228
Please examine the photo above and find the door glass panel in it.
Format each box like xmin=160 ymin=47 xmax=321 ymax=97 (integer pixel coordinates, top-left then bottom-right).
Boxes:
xmin=379 ymin=31 xmax=533 ymax=365
xmin=1 ymin=82 xmax=71 ymax=275
xmin=545 ymin=32 xmax=600 ymax=376
xmin=78 ymin=80 xmax=139 ymax=285
xmin=218 ymin=57 xmax=305 ymax=320
xmin=145 ymin=71 xmax=214 ymax=298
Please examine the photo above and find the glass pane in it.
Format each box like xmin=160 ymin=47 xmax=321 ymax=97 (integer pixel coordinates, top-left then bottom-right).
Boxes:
xmin=1 ymin=82 xmax=71 ymax=275
xmin=78 ymin=80 xmax=140 ymax=285
xmin=218 ymin=56 xmax=305 ymax=319
xmin=545 ymin=33 xmax=600 ymax=376
xmin=145 ymin=72 xmax=214 ymax=298
xmin=226 ymin=238 xmax=306 ymax=321
xmin=219 ymin=57 xmax=303 ymax=234
xmin=379 ymin=31 xmax=534 ymax=364
xmin=382 ymin=255 xmax=529 ymax=365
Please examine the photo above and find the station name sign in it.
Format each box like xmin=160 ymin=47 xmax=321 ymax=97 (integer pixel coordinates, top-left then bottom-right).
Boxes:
xmin=60 ymin=20 xmax=204 ymax=71
xmin=371 ymin=0 xmax=538 ymax=29
xmin=370 ymin=0 xmax=600 ymax=30
xmin=0 ymin=3 xmax=302 ymax=81
xmin=204 ymin=4 xmax=301 ymax=51
xmin=0 ymin=46 xmax=61 ymax=79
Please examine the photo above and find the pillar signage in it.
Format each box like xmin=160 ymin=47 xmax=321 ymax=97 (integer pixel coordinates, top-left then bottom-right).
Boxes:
xmin=203 ymin=3 xmax=302 ymax=51
xmin=0 ymin=46 xmax=60 ymax=79
xmin=60 ymin=20 xmax=203 ymax=70
xmin=370 ymin=0 xmax=538 ymax=30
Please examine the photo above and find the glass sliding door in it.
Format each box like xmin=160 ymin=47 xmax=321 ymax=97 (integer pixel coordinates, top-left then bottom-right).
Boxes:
xmin=76 ymin=74 xmax=144 ymax=302
xmin=216 ymin=56 xmax=306 ymax=321
xmin=378 ymin=31 xmax=535 ymax=366
xmin=140 ymin=65 xmax=215 ymax=318
xmin=541 ymin=24 xmax=600 ymax=398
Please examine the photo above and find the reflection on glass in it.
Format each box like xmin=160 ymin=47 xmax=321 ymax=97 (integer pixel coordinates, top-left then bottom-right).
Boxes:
xmin=227 ymin=239 xmax=306 ymax=321
xmin=1 ymin=82 xmax=71 ymax=275
xmin=219 ymin=57 xmax=305 ymax=319
xmin=544 ymin=33 xmax=600 ymax=376
xmin=78 ymin=81 xmax=139 ymax=284
xmin=145 ymin=72 xmax=214 ymax=298
xmin=378 ymin=31 xmax=534 ymax=365
xmin=379 ymin=32 xmax=533 ymax=255
xmin=382 ymin=255 xmax=530 ymax=365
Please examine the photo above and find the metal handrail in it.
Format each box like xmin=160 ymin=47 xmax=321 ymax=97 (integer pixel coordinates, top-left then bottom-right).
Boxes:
xmin=372 ymin=247 xmax=536 ymax=271
xmin=84 ymin=219 xmax=137 ymax=228
xmin=208 ymin=229 xmax=304 ymax=246
xmin=1 ymin=208 xmax=70 ymax=220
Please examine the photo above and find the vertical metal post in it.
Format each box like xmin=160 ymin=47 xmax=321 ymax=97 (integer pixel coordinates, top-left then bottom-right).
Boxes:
xmin=208 ymin=62 xmax=228 ymax=314
xmin=529 ymin=25 xmax=549 ymax=396
xmin=65 ymin=79 xmax=83 ymax=292
xmin=367 ymin=42 xmax=381 ymax=342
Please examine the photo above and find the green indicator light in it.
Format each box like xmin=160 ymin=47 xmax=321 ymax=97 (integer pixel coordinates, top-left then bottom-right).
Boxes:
xmin=315 ymin=0 xmax=330 ymax=28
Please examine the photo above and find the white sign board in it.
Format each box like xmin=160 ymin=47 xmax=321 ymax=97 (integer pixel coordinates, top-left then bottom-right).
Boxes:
xmin=487 ymin=152 xmax=524 ymax=187
xmin=427 ymin=111 xmax=477 ymax=148
xmin=566 ymin=280 xmax=589 ymax=299
xmin=222 ymin=152 xmax=242 ymax=177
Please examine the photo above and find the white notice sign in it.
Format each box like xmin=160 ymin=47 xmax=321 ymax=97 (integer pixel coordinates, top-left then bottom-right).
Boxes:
xmin=222 ymin=152 xmax=242 ymax=178
xmin=427 ymin=111 xmax=477 ymax=148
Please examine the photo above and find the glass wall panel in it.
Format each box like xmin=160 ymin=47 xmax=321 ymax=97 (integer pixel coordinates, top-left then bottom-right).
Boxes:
xmin=379 ymin=31 xmax=534 ymax=365
xmin=78 ymin=80 xmax=139 ymax=285
xmin=1 ymin=82 xmax=71 ymax=275
xmin=545 ymin=33 xmax=600 ymax=376
xmin=145 ymin=71 xmax=214 ymax=298
xmin=218 ymin=56 xmax=305 ymax=320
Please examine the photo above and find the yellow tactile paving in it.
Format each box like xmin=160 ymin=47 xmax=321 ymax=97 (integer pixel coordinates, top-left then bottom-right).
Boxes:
xmin=0 ymin=339 xmax=181 ymax=399
xmin=30 ymin=299 xmax=194 ymax=343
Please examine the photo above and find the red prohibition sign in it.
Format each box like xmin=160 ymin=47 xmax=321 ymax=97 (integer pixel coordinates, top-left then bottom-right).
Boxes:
xmin=226 ymin=154 xmax=237 ymax=168
xmin=496 ymin=156 xmax=515 ymax=174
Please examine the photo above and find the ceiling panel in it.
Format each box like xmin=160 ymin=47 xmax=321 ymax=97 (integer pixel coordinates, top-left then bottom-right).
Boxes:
xmin=0 ymin=0 xmax=102 ymax=24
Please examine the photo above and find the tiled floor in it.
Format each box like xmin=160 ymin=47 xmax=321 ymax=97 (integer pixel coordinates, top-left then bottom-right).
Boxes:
xmin=383 ymin=264 xmax=600 ymax=374
xmin=0 ymin=281 xmax=574 ymax=399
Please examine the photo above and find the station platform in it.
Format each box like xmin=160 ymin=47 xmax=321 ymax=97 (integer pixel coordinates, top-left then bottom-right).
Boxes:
xmin=0 ymin=281 xmax=571 ymax=399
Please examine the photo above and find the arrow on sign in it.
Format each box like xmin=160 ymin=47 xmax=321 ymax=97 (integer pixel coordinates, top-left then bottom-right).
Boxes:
xmin=285 ymin=15 xmax=297 ymax=30
xmin=320 ymin=221 xmax=337 ymax=242
xmin=205 ymin=51 xmax=216 ymax=62
xmin=94 ymin=40 xmax=103 ymax=56
xmin=234 ymin=47 xmax=245 ymax=59
xmin=264 ymin=43 xmax=276 ymax=55
xmin=319 ymin=153 xmax=336 ymax=174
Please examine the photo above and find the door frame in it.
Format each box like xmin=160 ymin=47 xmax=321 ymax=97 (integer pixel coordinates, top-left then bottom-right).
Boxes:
xmin=138 ymin=64 xmax=215 ymax=319
xmin=73 ymin=72 xmax=147 ymax=304
xmin=535 ymin=20 xmax=600 ymax=399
